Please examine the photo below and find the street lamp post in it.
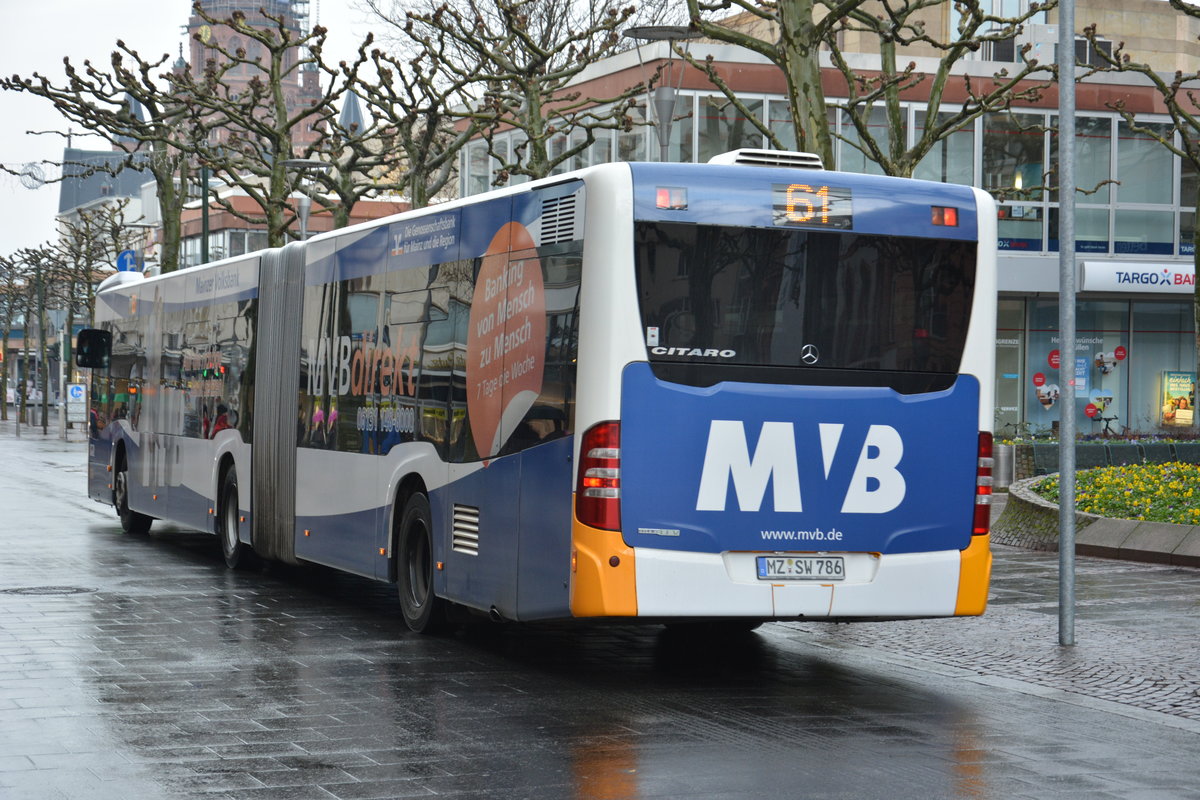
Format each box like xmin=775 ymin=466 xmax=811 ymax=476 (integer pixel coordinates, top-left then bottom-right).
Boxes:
xmin=282 ymin=158 xmax=331 ymax=241
xmin=34 ymin=261 xmax=47 ymax=436
xmin=623 ymin=26 xmax=702 ymax=163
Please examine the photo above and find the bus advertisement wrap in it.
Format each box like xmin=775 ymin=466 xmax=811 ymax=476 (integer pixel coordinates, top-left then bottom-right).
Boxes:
xmin=466 ymin=222 xmax=547 ymax=458
xmin=78 ymin=155 xmax=995 ymax=632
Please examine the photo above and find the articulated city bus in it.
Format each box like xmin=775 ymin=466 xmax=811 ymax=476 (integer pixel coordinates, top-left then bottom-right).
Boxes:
xmin=77 ymin=150 xmax=996 ymax=632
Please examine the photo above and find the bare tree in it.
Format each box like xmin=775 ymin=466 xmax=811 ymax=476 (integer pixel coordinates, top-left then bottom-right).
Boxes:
xmin=0 ymin=254 xmax=26 ymax=421
xmin=12 ymin=245 xmax=63 ymax=431
xmin=685 ymin=0 xmax=1055 ymax=175
xmin=173 ymin=3 xmax=350 ymax=246
xmin=685 ymin=0 xmax=866 ymax=168
xmin=404 ymin=0 xmax=641 ymax=183
xmin=830 ymin=0 xmax=1054 ymax=177
xmin=344 ymin=35 xmax=481 ymax=210
xmin=54 ymin=199 xmax=142 ymax=367
xmin=2 ymin=44 xmax=211 ymax=273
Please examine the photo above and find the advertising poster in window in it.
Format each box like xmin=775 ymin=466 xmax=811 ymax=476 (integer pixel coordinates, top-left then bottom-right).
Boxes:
xmin=1161 ymin=371 xmax=1195 ymax=427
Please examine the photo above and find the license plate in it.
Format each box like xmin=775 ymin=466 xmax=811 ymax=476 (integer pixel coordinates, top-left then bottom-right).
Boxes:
xmin=756 ymin=555 xmax=845 ymax=581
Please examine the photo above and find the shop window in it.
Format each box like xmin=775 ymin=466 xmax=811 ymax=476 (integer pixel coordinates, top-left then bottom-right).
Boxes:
xmin=767 ymin=98 xmax=796 ymax=151
xmin=994 ymin=298 xmax=1025 ymax=436
xmin=1115 ymin=210 xmax=1174 ymax=256
xmin=1117 ymin=121 xmax=1173 ymax=204
xmin=1050 ymin=115 xmax=1112 ymax=204
xmin=915 ymin=112 xmax=975 ymax=186
xmin=997 ymin=205 xmax=1043 ymax=253
xmin=586 ymin=130 xmax=614 ymax=167
xmin=1182 ymin=157 xmax=1198 ymax=208
xmin=840 ymin=107 xmax=904 ymax=176
xmin=465 ymin=140 xmax=489 ymax=196
xmin=1130 ymin=302 xmax=1196 ymax=433
xmin=698 ymin=95 xmax=763 ymax=163
xmin=618 ymin=105 xmax=647 ymax=162
xmin=666 ymin=95 xmax=695 ymax=163
xmin=983 ymin=111 xmax=1045 ymax=203
xmin=1024 ymin=300 xmax=1127 ymax=436
xmin=1049 ymin=206 xmax=1108 ymax=253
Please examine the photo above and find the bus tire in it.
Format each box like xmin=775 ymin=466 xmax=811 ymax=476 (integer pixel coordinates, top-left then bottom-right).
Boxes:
xmin=397 ymin=493 xmax=446 ymax=634
xmin=114 ymin=454 xmax=152 ymax=535
xmin=218 ymin=466 xmax=255 ymax=570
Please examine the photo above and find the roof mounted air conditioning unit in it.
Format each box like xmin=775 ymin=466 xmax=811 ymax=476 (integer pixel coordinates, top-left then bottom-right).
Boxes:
xmin=707 ymin=149 xmax=824 ymax=170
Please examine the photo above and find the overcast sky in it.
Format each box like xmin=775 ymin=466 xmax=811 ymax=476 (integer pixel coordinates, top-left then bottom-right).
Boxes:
xmin=0 ymin=1 xmax=374 ymax=258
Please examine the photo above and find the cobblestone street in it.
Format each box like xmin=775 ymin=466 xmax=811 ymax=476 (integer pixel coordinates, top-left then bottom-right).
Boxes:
xmin=783 ymin=545 xmax=1200 ymax=726
xmin=2 ymin=425 xmax=1200 ymax=799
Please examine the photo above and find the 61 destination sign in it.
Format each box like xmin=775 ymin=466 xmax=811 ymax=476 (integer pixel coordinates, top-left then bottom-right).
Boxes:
xmin=773 ymin=183 xmax=853 ymax=229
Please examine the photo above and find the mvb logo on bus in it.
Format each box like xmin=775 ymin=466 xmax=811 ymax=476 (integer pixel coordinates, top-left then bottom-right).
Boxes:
xmin=695 ymin=420 xmax=907 ymax=514
xmin=614 ymin=363 xmax=984 ymax=557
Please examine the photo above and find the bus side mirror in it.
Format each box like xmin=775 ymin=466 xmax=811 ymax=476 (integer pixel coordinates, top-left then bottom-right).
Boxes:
xmin=76 ymin=329 xmax=112 ymax=369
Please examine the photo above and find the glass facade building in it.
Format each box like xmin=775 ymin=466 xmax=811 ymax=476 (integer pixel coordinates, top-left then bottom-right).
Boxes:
xmin=461 ymin=92 xmax=1198 ymax=438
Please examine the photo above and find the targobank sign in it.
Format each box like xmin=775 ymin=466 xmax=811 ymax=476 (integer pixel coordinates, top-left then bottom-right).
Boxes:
xmin=1082 ymin=261 xmax=1196 ymax=293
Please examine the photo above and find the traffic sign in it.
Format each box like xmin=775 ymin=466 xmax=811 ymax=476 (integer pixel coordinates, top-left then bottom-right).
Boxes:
xmin=66 ymin=383 xmax=86 ymax=424
xmin=116 ymin=249 xmax=139 ymax=272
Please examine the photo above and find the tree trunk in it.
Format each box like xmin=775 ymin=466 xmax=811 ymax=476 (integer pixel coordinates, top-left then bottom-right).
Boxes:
xmin=778 ymin=1 xmax=835 ymax=168
xmin=154 ymin=166 xmax=183 ymax=274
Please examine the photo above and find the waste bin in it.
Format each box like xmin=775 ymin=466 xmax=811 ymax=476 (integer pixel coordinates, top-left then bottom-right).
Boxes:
xmin=994 ymin=443 xmax=1014 ymax=490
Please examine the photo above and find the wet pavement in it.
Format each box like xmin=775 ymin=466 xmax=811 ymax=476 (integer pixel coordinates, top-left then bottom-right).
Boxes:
xmin=2 ymin=422 xmax=1200 ymax=799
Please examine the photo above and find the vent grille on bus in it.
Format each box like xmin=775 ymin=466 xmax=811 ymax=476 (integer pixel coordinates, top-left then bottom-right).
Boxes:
xmin=706 ymin=149 xmax=825 ymax=170
xmin=538 ymin=194 xmax=578 ymax=244
xmin=452 ymin=504 xmax=480 ymax=555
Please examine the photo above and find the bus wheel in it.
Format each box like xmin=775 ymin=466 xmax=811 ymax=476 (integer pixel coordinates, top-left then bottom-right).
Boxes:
xmin=397 ymin=493 xmax=446 ymax=634
xmin=218 ymin=466 xmax=255 ymax=570
xmin=114 ymin=456 xmax=151 ymax=535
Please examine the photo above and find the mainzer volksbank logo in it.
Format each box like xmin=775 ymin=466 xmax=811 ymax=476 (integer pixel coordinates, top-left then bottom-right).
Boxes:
xmin=695 ymin=420 xmax=906 ymax=514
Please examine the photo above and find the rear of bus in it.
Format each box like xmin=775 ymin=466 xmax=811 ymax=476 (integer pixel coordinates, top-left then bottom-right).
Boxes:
xmin=570 ymin=159 xmax=996 ymax=622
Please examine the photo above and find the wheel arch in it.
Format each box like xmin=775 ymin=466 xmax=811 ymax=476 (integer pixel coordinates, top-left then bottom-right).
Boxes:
xmin=110 ymin=438 xmax=129 ymax=506
xmin=215 ymin=451 xmax=239 ymax=535
xmin=385 ymin=472 xmax=430 ymax=584
xmin=210 ymin=440 xmax=248 ymax=532
xmin=216 ymin=451 xmax=237 ymax=490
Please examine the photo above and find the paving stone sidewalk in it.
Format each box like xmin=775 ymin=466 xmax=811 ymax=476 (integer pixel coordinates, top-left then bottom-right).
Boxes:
xmin=778 ymin=491 xmax=1200 ymax=729
xmin=3 ymin=422 xmax=1200 ymax=799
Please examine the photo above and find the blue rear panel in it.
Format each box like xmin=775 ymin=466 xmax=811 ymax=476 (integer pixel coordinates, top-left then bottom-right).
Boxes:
xmin=619 ymin=362 xmax=979 ymax=555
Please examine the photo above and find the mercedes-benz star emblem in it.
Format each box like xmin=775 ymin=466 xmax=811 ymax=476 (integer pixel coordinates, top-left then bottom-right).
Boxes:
xmin=800 ymin=344 xmax=819 ymax=365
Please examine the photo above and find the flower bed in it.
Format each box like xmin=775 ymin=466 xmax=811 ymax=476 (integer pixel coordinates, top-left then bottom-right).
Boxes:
xmin=1030 ymin=462 xmax=1200 ymax=525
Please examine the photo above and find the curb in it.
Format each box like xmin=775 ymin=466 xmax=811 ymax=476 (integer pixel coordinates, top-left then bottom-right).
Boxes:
xmin=993 ymin=474 xmax=1200 ymax=568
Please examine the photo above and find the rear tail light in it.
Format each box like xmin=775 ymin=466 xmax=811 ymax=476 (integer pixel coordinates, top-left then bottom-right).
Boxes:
xmin=974 ymin=432 xmax=993 ymax=536
xmin=576 ymin=421 xmax=621 ymax=531
xmin=932 ymin=206 xmax=959 ymax=226
xmin=656 ymin=187 xmax=688 ymax=210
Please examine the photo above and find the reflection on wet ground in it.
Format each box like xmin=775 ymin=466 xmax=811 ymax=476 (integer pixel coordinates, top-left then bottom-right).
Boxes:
xmin=2 ymin=438 xmax=1199 ymax=798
